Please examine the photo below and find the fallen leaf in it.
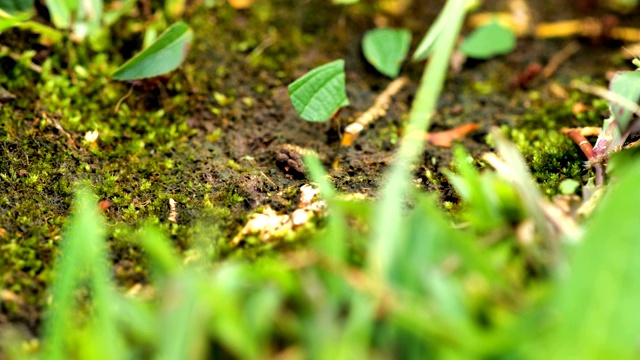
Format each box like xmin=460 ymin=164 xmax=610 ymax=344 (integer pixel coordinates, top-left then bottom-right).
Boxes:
xmin=425 ymin=123 xmax=479 ymax=147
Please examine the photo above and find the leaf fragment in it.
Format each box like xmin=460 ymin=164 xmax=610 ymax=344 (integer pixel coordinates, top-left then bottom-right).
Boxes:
xmin=288 ymin=59 xmax=349 ymax=122
xmin=112 ymin=22 xmax=193 ymax=81
xmin=460 ymin=21 xmax=516 ymax=59
xmin=362 ymin=28 xmax=411 ymax=78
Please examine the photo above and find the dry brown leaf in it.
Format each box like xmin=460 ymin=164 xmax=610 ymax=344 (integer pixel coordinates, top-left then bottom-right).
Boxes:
xmin=425 ymin=123 xmax=479 ymax=148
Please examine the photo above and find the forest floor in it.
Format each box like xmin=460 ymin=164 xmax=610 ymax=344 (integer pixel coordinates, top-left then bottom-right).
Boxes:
xmin=1 ymin=0 xmax=636 ymax=333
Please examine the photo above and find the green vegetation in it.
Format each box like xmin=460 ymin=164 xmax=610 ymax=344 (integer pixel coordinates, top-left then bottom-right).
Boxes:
xmin=362 ymin=28 xmax=411 ymax=78
xmin=111 ymin=21 xmax=193 ymax=81
xmin=287 ymin=59 xmax=349 ymax=122
xmin=459 ymin=21 xmax=516 ymax=59
xmin=3 ymin=0 xmax=640 ymax=358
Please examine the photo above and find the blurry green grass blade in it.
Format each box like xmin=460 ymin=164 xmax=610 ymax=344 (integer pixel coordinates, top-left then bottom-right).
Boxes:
xmin=459 ymin=21 xmax=516 ymax=59
xmin=0 ymin=0 xmax=33 ymax=14
xmin=335 ymin=293 xmax=375 ymax=358
xmin=362 ymin=28 xmax=411 ymax=78
xmin=304 ymin=154 xmax=347 ymax=260
xmin=370 ymin=0 xmax=466 ymax=280
xmin=490 ymin=130 xmax=549 ymax=238
xmin=0 ymin=9 xmax=31 ymax=32
xmin=42 ymin=186 xmax=104 ymax=360
xmin=73 ymin=0 xmax=102 ymax=39
xmin=288 ymin=59 xmax=349 ymax=122
xmin=18 ymin=19 xmax=63 ymax=42
xmin=158 ymin=274 xmax=208 ymax=360
xmin=412 ymin=0 xmax=458 ymax=61
xmin=303 ymin=154 xmax=336 ymax=200
xmin=545 ymin=162 xmax=640 ymax=359
xmin=112 ymin=21 xmax=193 ymax=80
xmin=44 ymin=0 xmax=73 ymax=28
xmin=139 ymin=225 xmax=181 ymax=278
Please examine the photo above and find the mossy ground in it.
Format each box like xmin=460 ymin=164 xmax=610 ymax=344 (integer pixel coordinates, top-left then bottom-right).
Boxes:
xmin=0 ymin=0 xmax=635 ymax=333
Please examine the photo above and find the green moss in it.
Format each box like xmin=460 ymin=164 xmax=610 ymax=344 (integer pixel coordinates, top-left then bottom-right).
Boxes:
xmin=503 ymin=94 xmax=604 ymax=195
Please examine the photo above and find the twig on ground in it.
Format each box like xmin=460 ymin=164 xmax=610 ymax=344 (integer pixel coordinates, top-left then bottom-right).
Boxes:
xmin=340 ymin=76 xmax=409 ymax=147
xmin=543 ymin=41 xmax=581 ymax=78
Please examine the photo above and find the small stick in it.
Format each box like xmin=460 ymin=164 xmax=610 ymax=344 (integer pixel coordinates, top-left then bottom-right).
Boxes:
xmin=114 ymin=85 xmax=134 ymax=113
xmin=562 ymin=128 xmax=605 ymax=187
xmin=340 ymin=76 xmax=409 ymax=147
xmin=562 ymin=128 xmax=595 ymax=160
xmin=543 ymin=40 xmax=581 ymax=78
xmin=571 ymin=80 xmax=640 ymax=119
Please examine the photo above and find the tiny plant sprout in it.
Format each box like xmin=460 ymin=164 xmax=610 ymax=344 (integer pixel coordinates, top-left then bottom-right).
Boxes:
xmin=111 ymin=22 xmax=193 ymax=81
xmin=288 ymin=59 xmax=349 ymax=122
xmin=362 ymin=28 xmax=411 ymax=78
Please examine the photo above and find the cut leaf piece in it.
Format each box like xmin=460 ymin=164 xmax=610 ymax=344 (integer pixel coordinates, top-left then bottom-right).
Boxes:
xmin=362 ymin=28 xmax=411 ymax=78
xmin=609 ymin=70 xmax=640 ymax=131
xmin=288 ymin=59 xmax=349 ymax=122
xmin=112 ymin=22 xmax=193 ymax=81
xmin=460 ymin=21 xmax=515 ymax=59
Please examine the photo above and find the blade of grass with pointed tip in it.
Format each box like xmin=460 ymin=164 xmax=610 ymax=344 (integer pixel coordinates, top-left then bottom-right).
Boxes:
xmin=459 ymin=21 xmax=516 ymax=59
xmin=362 ymin=28 xmax=411 ymax=78
xmin=112 ymin=21 xmax=193 ymax=80
xmin=44 ymin=0 xmax=72 ymax=28
xmin=288 ymin=59 xmax=349 ymax=122
xmin=43 ymin=186 xmax=124 ymax=360
xmin=412 ymin=0 xmax=459 ymax=61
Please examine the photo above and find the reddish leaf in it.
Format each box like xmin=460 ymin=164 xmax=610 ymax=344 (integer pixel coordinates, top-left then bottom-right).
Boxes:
xmin=425 ymin=123 xmax=479 ymax=148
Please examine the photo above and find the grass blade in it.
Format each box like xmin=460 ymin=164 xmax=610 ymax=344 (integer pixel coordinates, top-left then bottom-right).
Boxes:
xmin=543 ymin=160 xmax=640 ymax=359
xmin=369 ymin=0 xmax=466 ymax=280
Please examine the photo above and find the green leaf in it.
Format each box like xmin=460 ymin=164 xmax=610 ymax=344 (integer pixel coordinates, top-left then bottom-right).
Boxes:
xmin=362 ymin=28 xmax=411 ymax=78
xmin=543 ymin=161 xmax=640 ymax=359
xmin=459 ymin=21 xmax=516 ymax=59
xmin=288 ymin=59 xmax=349 ymax=122
xmin=609 ymin=70 xmax=640 ymax=131
xmin=112 ymin=21 xmax=193 ymax=81
xmin=0 ymin=0 xmax=33 ymax=14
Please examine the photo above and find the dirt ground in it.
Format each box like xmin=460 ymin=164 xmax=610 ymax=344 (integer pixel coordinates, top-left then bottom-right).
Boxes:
xmin=1 ymin=0 xmax=637 ymax=334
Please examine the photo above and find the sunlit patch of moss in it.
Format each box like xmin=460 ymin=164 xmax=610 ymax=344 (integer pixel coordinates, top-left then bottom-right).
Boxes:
xmin=502 ymin=94 xmax=604 ymax=196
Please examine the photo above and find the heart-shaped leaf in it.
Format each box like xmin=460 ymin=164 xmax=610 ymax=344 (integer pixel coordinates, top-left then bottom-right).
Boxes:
xmin=459 ymin=21 xmax=515 ymax=59
xmin=362 ymin=28 xmax=411 ymax=78
xmin=112 ymin=22 xmax=193 ymax=81
xmin=288 ymin=59 xmax=349 ymax=122
xmin=609 ymin=70 xmax=640 ymax=131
